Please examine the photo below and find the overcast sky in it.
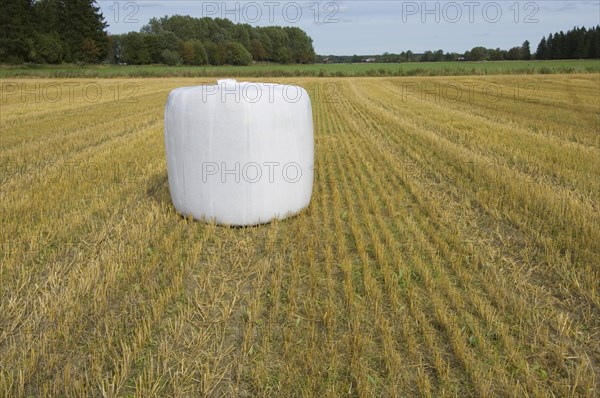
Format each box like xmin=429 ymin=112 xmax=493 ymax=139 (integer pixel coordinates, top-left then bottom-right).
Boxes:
xmin=98 ymin=1 xmax=600 ymax=54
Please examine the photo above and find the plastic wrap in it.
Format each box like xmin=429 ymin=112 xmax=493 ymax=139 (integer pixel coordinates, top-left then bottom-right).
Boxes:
xmin=164 ymin=79 xmax=314 ymax=225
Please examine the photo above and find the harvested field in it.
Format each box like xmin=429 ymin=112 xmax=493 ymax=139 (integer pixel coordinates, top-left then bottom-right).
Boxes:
xmin=1 ymin=75 xmax=599 ymax=396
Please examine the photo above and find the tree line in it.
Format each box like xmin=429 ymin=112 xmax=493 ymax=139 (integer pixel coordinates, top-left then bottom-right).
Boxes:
xmin=0 ymin=0 xmax=108 ymax=63
xmin=317 ymin=40 xmax=534 ymax=64
xmin=0 ymin=0 xmax=315 ymax=65
xmin=319 ymin=26 xmax=600 ymax=64
xmin=535 ymin=26 xmax=600 ymax=60
xmin=114 ymin=16 xmax=315 ymax=66
xmin=0 ymin=0 xmax=597 ymax=65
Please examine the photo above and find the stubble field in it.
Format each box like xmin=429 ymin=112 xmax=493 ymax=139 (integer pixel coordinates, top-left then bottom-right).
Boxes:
xmin=1 ymin=74 xmax=599 ymax=397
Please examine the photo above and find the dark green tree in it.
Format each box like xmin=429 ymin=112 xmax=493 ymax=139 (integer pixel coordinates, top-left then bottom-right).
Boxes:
xmin=161 ymin=49 xmax=180 ymax=65
xmin=225 ymin=41 xmax=252 ymax=65
xmin=284 ymin=27 xmax=314 ymax=63
xmin=572 ymin=27 xmax=587 ymax=58
xmin=521 ymin=40 xmax=531 ymax=60
xmin=489 ymin=48 xmax=504 ymax=60
xmin=536 ymin=36 xmax=548 ymax=60
xmin=549 ymin=33 xmax=556 ymax=58
xmin=469 ymin=46 xmax=488 ymax=61
xmin=119 ymin=32 xmax=150 ymax=64
xmin=250 ymin=39 xmax=267 ymax=61
xmin=275 ymin=47 xmax=291 ymax=64
xmin=30 ymin=31 xmax=63 ymax=63
xmin=144 ymin=34 xmax=163 ymax=63
xmin=432 ymin=49 xmax=444 ymax=62
xmin=55 ymin=0 xmax=107 ymax=62
xmin=535 ymin=26 xmax=600 ymax=60
xmin=191 ymin=40 xmax=207 ymax=65
xmin=552 ymin=31 xmax=566 ymax=59
xmin=234 ymin=24 xmax=251 ymax=51
xmin=589 ymin=26 xmax=600 ymax=58
xmin=506 ymin=46 xmax=523 ymax=60
xmin=104 ymin=34 xmax=116 ymax=63
xmin=0 ymin=0 xmax=33 ymax=62
xmin=204 ymin=41 xmax=226 ymax=65
xmin=179 ymin=40 xmax=195 ymax=64
xmin=135 ymin=15 xmax=315 ymax=65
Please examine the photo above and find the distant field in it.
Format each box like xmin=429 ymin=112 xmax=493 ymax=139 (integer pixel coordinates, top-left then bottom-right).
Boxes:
xmin=1 ymin=75 xmax=599 ymax=396
xmin=1 ymin=59 xmax=599 ymax=78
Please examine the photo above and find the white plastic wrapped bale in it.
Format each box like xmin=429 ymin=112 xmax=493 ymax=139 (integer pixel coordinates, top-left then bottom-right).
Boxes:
xmin=164 ymin=79 xmax=314 ymax=226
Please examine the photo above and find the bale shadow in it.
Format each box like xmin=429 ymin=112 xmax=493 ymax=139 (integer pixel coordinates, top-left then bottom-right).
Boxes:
xmin=145 ymin=172 xmax=310 ymax=229
xmin=146 ymin=172 xmax=171 ymax=207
